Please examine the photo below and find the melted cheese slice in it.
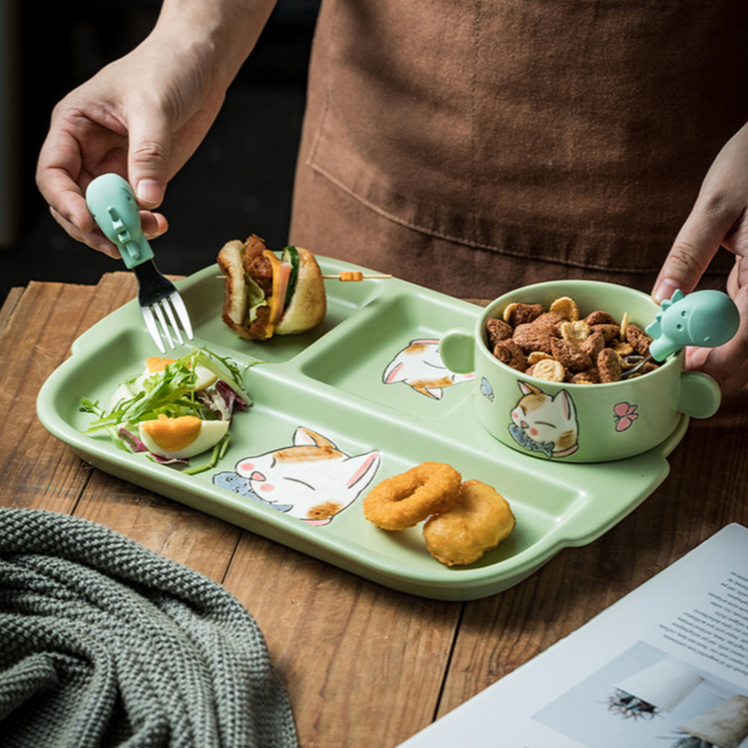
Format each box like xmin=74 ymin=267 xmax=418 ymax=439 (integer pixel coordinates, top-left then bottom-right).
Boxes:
xmin=262 ymin=250 xmax=291 ymax=331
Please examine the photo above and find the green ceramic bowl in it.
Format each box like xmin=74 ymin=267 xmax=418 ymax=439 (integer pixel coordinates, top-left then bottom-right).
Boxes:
xmin=440 ymin=280 xmax=720 ymax=463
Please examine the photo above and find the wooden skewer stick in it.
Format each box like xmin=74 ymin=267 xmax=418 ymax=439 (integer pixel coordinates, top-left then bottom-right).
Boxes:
xmin=217 ymin=272 xmax=392 ymax=281
xmin=321 ymin=272 xmax=393 ymax=281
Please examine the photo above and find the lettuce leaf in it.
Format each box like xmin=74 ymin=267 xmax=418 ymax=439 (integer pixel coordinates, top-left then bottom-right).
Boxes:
xmin=245 ymin=273 xmax=267 ymax=323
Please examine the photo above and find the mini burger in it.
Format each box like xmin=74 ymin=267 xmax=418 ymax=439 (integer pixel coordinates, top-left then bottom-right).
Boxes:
xmin=217 ymin=234 xmax=327 ymax=340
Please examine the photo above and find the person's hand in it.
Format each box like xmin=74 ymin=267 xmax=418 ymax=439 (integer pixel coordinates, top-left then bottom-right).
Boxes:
xmin=653 ymin=122 xmax=748 ymax=396
xmin=36 ymin=0 xmax=275 ymax=257
xmin=36 ymin=25 xmax=229 ymax=258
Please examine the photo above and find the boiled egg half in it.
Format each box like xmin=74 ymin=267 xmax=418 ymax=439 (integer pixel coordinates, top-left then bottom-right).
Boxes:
xmin=138 ymin=414 xmax=229 ymax=459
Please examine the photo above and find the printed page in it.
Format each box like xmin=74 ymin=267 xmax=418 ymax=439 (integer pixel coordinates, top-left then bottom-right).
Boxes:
xmin=398 ymin=524 xmax=748 ymax=748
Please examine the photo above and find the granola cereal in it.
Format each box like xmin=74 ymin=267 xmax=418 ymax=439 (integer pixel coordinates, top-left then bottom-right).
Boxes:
xmin=597 ymin=348 xmax=623 ymax=383
xmin=560 ymin=320 xmax=591 ymax=347
xmin=532 ymin=359 xmax=566 ymax=382
xmin=626 ymin=324 xmax=652 ymax=356
xmin=620 ymin=311 xmax=629 ymax=341
xmin=486 ymin=318 xmax=513 ymax=346
xmin=513 ymin=322 xmax=554 ymax=355
xmin=492 ymin=339 xmax=527 ymax=372
xmin=579 ymin=330 xmax=605 ymax=360
xmin=503 ymin=302 xmax=544 ymax=327
xmin=609 ymin=339 xmax=634 ymax=357
xmin=485 ymin=293 xmax=660 ymax=384
xmin=550 ymin=296 xmax=580 ymax=322
xmin=527 ymin=351 xmax=553 ymax=364
xmin=589 ymin=323 xmax=620 ymax=342
xmin=533 ymin=311 xmax=566 ymax=335
xmin=550 ymin=337 xmax=593 ymax=373
xmin=570 ymin=368 xmax=600 ymax=384
xmin=584 ymin=310 xmax=617 ymax=326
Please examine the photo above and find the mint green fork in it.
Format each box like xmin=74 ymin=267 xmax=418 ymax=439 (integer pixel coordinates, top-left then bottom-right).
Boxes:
xmin=85 ymin=174 xmax=194 ymax=353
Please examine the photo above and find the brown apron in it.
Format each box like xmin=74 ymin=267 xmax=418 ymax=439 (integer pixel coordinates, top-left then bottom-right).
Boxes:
xmin=290 ymin=0 xmax=748 ymax=299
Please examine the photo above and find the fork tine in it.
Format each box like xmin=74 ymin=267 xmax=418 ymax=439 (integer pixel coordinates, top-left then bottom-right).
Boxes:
xmin=152 ymin=303 xmax=176 ymax=350
xmin=141 ymin=306 xmax=166 ymax=354
xmin=128 ymin=259 xmax=194 ymax=350
xmin=162 ymin=300 xmax=185 ymax=346
xmin=168 ymin=291 xmax=194 ymax=340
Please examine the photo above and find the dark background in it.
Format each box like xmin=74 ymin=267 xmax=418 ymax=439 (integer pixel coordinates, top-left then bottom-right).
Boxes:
xmin=0 ymin=0 xmax=319 ymax=302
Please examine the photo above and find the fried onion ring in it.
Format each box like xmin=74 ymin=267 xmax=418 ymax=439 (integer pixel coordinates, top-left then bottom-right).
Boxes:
xmin=363 ymin=462 xmax=462 ymax=531
xmin=423 ymin=480 xmax=516 ymax=566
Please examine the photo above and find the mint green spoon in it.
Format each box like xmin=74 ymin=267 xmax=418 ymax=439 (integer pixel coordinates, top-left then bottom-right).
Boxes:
xmin=646 ymin=289 xmax=739 ymax=360
xmin=622 ymin=289 xmax=739 ymax=378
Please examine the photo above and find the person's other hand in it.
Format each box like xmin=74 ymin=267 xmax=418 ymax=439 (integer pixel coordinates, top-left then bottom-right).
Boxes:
xmin=653 ymin=122 xmax=748 ymax=396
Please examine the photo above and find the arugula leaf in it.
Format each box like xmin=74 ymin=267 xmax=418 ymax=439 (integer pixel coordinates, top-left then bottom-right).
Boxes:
xmin=79 ymin=398 xmax=104 ymax=417
xmin=183 ymin=434 xmax=231 ymax=475
xmin=82 ymin=347 xmax=255 ymax=434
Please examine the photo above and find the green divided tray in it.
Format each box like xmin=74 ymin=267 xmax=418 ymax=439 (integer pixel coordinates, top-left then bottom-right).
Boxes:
xmin=36 ymin=257 xmax=688 ymax=601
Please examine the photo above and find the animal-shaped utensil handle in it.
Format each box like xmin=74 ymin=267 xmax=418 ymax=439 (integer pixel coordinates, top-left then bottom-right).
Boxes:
xmin=645 ymin=289 xmax=740 ymax=362
xmin=85 ymin=174 xmax=154 ymax=269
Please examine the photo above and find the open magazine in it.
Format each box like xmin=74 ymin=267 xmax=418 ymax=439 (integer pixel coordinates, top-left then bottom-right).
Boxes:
xmin=399 ymin=524 xmax=748 ymax=748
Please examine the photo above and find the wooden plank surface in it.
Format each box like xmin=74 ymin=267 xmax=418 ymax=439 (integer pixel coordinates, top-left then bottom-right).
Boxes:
xmin=0 ymin=273 xmax=460 ymax=747
xmin=437 ymin=394 xmax=748 ymax=719
xmin=1 ymin=273 xmax=746 ymax=748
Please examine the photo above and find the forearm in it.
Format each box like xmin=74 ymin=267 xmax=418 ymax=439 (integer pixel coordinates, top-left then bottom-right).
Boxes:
xmin=36 ymin=0 xmax=279 ymax=251
xmin=153 ymin=0 xmax=279 ymax=90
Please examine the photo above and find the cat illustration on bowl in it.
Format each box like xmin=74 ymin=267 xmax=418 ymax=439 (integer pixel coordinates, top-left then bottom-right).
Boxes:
xmin=508 ymin=381 xmax=579 ymax=458
xmin=214 ymin=427 xmax=380 ymax=525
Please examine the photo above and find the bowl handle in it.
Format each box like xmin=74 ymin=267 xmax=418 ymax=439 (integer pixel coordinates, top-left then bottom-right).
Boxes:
xmin=440 ymin=328 xmax=476 ymax=374
xmin=678 ymin=371 xmax=721 ymax=419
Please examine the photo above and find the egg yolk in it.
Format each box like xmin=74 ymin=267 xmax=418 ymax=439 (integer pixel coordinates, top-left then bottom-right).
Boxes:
xmin=140 ymin=414 xmax=202 ymax=451
xmin=145 ymin=357 xmax=176 ymax=373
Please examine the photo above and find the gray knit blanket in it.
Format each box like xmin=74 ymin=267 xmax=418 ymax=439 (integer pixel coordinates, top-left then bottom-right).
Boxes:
xmin=0 ymin=508 xmax=298 ymax=748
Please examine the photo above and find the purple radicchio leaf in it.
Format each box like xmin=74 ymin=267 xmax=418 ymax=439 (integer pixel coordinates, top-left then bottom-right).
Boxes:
xmin=197 ymin=389 xmax=227 ymax=420
xmin=217 ymin=380 xmax=248 ymax=416
xmin=118 ymin=428 xmax=148 ymax=453
xmin=199 ymin=380 xmax=248 ymax=421
xmin=118 ymin=428 xmax=189 ymax=465
xmin=150 ymin=453 xmax=190 ymax=465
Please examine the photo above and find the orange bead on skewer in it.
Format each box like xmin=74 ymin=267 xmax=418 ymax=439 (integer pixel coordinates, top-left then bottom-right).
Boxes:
xmin=321 ymin=272 xmax=393 ymax=281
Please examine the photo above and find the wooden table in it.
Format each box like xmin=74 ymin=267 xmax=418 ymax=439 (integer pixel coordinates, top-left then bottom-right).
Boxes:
xmin=1 ymin=273 xmax=746 ymax=748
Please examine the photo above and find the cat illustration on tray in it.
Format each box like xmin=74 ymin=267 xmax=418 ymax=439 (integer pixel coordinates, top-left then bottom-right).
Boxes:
xmin=383 ymin=339 xmax=473 ymax=399
xmin=214 ymin=427 xmax=380 ymax=525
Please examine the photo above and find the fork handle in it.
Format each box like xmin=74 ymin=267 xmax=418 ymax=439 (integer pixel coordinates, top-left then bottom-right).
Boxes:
xmin=85 ymin=174 xmax=155 ymax=269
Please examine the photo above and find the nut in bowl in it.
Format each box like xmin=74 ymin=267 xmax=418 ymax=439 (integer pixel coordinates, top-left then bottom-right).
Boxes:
xmin=440 ymin=280 xmax=728 ymax=463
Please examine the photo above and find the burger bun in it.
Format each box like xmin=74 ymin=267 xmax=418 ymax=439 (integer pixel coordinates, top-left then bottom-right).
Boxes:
xmin=275 ymin=247 xmax=327 ymax=335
